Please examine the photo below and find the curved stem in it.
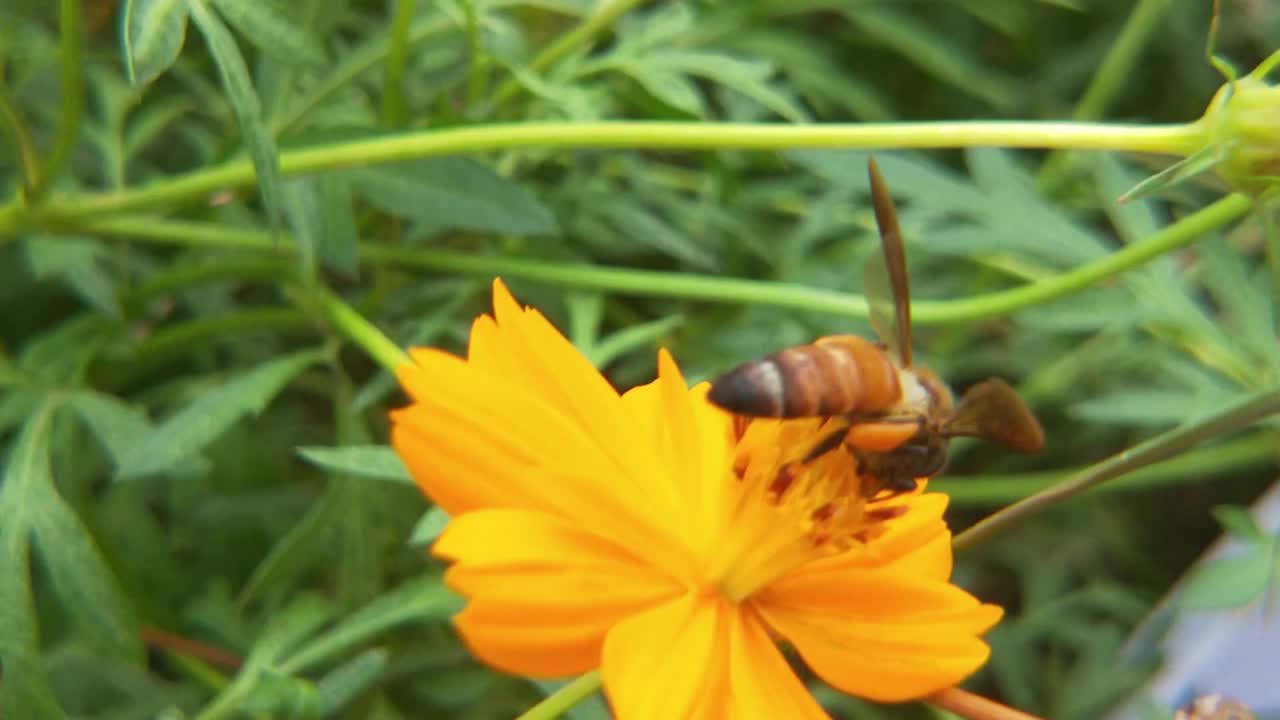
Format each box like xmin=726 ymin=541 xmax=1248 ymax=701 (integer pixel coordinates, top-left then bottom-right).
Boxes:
xmin=308 ymin=287 xmax=410 ymax=373
xmin=0 ymin=120 xmax=1203 ymax=233
xmin=515 ymin=671 xmax=603 ymax=720
xmin=953 ymin=385 xmax=1280 ymax=552
xmin=70 ymin=187 xmax=1247 ymax=326
xmin=910 ymin=192 xmax=1254 ymax=323
xmin=929 ymin=687 xmax=1046 ymax=720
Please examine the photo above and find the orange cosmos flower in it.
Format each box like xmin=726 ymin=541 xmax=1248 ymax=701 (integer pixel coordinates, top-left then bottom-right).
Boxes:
xmin=391 ymin=279 xmax=1002 ymax=718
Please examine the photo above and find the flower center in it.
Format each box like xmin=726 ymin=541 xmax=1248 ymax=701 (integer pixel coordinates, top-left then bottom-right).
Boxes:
xmin=712 ymin=416 xmax=907 ymax=602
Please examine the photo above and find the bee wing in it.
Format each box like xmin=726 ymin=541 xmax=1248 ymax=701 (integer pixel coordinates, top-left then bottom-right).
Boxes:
xmin=865 ymin=157 xmax=913 ymax=368
xmin=944 ymin=378 xmax=1045 ymax=453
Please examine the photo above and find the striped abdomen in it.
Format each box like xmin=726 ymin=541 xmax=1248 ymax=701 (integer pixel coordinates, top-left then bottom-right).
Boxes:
xmin=707 ymin=335 xmax=902 ymax=418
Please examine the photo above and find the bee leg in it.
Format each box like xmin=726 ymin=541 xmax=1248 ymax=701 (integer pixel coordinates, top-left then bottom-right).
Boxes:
xmin=802 ymin=415 xmax=922 ymax=464
xmin=852 ymin=430 xmax=949 ymax=498
xmin=802 ymin=427 xmax=851 ymax=463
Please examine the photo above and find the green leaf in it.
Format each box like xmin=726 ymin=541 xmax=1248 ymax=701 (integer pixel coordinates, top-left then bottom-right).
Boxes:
xmin=623 ymin=63 xmax=705 ymax=116
xmin=408 ymin=506 xmax=450 ymax=547
xmin=315 ymin=173 xmax=359 ymax=277
xmin=188 ymin=0 xmax=285 ymax=235
xmin=1179 ymin=543 xmax=1277 ymax=610
xmin=588 ymin=314 xmax=685 ymax=368
xmin=0 ymin=405 xmax=66 ymax=720
xmin=0 ymin=405 xmax=140 ymax=668
xmin=122 ymin=0 xmax=191 ymax=86
xmin=238 ymin=481 xmax=345 ymax=606
xmin=1211 ymin=505 xmax=1266 ymax=543
xmin=845 ymin=5 xmax=1016 ymax=109
xmin=595 ymin=198 xmax=717 ymax=269
xmin=282 ymin=178 xmax=319 ymax=278
xmin=647 ymin=50 xmax=808 ymax=123
xmin=24 ymin=237 xmax=121 ymax=319
xmin=30 ymin=485 xmax=143 ymax=663
xmin=246 ymin=593 xmax=335 ymax=667
xmin=1116 ymin=143 xmax=1227 ymax=204
xmin=296 ymin=445 xmax=413 ymax=484
xmin=345 ymin=157 xmax=557 ymax=236
xmin=69 ymin=390 xmax=155 ymax=467
xmin=1093 ymin=155 xmax=1161 ymax=242
xmin=238 ymin=668 xmax=321 ymax=717
xmin=282 ymin=575 xmax=460 ymax=673
xmin=729 ymin=29 xmax=893 ymax=121
xmin=1069 ymin=389 xmax=1226 ymax=426
xmin=313 ymin=649 xmax=389 ymax=716
xmin=117 ymin=349 xmax=324 ymax=479
xmin=209 ymin=0 xmax=325 ymax=65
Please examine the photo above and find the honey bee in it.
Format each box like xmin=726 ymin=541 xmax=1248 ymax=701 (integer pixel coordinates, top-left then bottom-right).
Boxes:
xmin=708 ymin=157 xmax=1044 ymax=495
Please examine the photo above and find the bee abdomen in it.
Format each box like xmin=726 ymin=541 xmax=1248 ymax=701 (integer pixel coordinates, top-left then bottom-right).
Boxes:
xmin=708 ymin=335 xmax=900 ymax=418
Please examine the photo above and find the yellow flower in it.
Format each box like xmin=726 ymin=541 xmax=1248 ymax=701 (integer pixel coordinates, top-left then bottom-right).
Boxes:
xmin=391 ymin=279 xmax=1002 ymax=718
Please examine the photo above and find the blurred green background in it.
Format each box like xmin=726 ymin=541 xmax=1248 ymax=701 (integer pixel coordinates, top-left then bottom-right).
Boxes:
xmin=2 ymin=1 xmax=1279 ymax=718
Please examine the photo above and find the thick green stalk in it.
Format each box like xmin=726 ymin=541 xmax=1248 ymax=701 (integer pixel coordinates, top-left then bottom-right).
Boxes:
xmin=69 ymin=191 xmax=1246 ymax=327
xmin=0 ymin=120 xmax=1202 ymax=235
xmin=515 ymin=671 xmax=604 ymax=720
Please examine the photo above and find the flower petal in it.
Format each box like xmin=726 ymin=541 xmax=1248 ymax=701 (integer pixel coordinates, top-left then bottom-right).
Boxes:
xmin=757 ymin=566 xmax=1002 ymax=702
xmin=784 ymin=492 xmax=954 ymax=582
xmin=437 ymin=509 xmax=681 ymax=677
xmin=726 ymin=608 xmax=831 ymax=720
xmin=601 ymin=593 xmax=733 ymax=720
xmin=393 ymin=280 xmax=705 ymax=561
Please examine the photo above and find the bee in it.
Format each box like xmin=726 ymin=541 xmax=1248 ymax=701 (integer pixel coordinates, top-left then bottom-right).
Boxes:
xmin=708 ymin=157 xmax=1044 ymax=495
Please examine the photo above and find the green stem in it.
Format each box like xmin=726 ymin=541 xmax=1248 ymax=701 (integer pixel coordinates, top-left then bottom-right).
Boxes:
xmin=380 ymin=0 xmax=416 ymax=127
xmin=0 ymin=81 xmax=41 ymax=195
xmin=1072 ymin=0 xmax=1171 ymax=122
xmin=945 ymin=432 xmax=1274 ymax=506
xmin=0 ymin=120 xmax=1203 ymax=234
xmin=516 ymin=671 xmax=604 ymax=720
xmin=70 ymin=189 xmax=1247 ymax=325
xmin=487 ymin=0 xmax=645 ymax=110
xmin=31 ymin=0 xmax=85 ymax=202
xmin=309 ymin=288 xmax=410 ymax=373
xmin=911 ymin=192 xmax=1254 ymax=323
xmin=953 ymin=386 xmax=1280 ymax=552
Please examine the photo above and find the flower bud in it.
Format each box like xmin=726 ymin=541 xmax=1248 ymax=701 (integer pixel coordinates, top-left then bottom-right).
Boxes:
xmin=1199 ymin=72 xmax=1280 ymax=194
